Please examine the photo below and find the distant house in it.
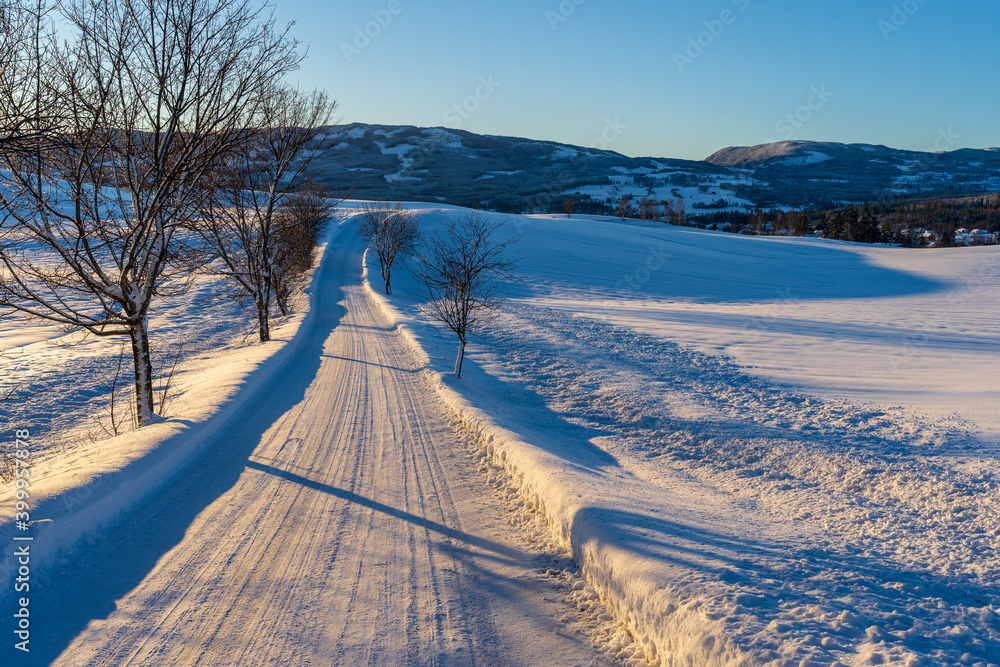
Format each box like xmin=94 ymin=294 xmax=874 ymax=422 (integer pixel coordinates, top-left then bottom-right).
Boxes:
xmin=970 ymin=229 xmax=997 ymax=244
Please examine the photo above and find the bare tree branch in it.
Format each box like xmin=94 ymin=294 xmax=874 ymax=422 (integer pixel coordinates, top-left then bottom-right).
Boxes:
xmin=412 ymin=211 xmax=519 ymax=378
xmin=0 ymin=0 xmax=64 ymax=156
xmin=0 ymin=0 xmax=305 ymax=426
xmin=195 ymin=88 xmax=337 ymax=341
xmin=271 ymin=185 xmax=339 ymax=317
xmin=355 ymin=200 xmax=420 ymax=296
xmin=0 ymin=381 xmax=31 ymax=402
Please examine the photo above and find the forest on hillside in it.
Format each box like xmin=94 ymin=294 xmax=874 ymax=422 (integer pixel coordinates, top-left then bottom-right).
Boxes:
xmin=691 ymin=193 xmax=1000 ymax=246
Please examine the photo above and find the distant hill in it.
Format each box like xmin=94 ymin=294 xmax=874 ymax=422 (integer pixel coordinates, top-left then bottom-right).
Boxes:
xmin=705 ymin=141 xmax=821 ymax=166
xmin=303 ymin=124 xmax=1000 ymax=213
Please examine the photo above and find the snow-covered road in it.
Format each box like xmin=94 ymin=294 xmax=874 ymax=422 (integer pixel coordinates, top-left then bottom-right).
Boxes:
xmin=19 ymin=227 xmax=598 ymax=665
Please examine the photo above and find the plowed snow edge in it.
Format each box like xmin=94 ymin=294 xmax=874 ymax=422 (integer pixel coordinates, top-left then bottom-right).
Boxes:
xmin=0 ymin=223 xmax=343 ymax=587
xmin=362 ymin=252 xmax=754 ymax=667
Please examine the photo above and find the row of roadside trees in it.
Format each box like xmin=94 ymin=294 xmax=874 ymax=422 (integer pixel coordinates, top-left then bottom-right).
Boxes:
xmin=0 ymin=0 xmax=335 ymax=426
xmin=356 ymin=204 xmax=519 ymax=378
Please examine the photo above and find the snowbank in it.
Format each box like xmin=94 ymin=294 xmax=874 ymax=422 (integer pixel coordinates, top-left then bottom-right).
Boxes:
xmin=362 ymin=249 xmax=755 ymax=666
xmin=363 ymin=205 xmax=1000 ymax=666
xmin=0 ymin=221 xmax=345 ymax=585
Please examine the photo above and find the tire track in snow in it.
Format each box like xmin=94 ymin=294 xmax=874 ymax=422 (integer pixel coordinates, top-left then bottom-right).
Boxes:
xmin=18 ymin=228 xmax=603 ymax=667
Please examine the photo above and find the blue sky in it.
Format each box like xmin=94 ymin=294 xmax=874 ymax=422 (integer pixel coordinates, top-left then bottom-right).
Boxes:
xmin=273 ymin=0 xmax=999 ymax=161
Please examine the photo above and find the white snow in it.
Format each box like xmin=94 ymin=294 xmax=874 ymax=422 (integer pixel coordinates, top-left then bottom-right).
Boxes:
xmin=0 ymin=222 xmax=335 ymax=582
xmin=478 ymin=170 xmax=524 ymax=181
xmin=368 ymin=205 xmax=1000 ymax=666
xmin=421 ymin=127 xmax=465 ymax=148
xmin=5 ymin=195 xmax=1000 ymax=665
xmin=781 ymin=151 xmax=832 ymax=166
xmin=564 ymin=168 xmax=759 ymax=213
xmin=3 ymin=222 xmax=609 ymax=665
xmin=551 ymin=146 xmax=580 ymax=159
xmin=376 ymin=141 xmax=419 ymax=182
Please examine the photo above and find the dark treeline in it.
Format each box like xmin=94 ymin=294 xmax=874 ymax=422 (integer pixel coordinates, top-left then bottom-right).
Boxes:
xmin=669 ymin=193 xmax=1000 ymax=247
xmin=809 ymin=193 xmax=1000 ymax=246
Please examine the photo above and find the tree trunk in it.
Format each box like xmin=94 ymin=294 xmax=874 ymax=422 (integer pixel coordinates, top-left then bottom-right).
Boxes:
xmin=275 ymin=288 xmax=289 ymax=317
xmin=454 ymin=339 xmax=466 ymax=378
xmin=130 ymin=320 xmax=155 ymax=427
xmin=256 ymin=295 xmax=271 ymax=342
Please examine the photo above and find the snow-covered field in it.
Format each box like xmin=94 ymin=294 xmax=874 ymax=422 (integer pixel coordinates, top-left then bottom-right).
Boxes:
xmin=511 ymin=214 xmax=1000 ymax=448
xmin=3 ymin=199 xmax=999 ymax=665
xmin=0 ymin=274 xmax=250 ymax=451
xmin=373 ymin=207 xmax=1000 ymax=666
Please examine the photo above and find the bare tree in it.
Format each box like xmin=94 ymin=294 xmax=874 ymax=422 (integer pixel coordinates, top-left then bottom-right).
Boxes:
xmin=662 ymin=198 xmax=675 ymax=224
xmin=196 ymin=88 xmax=337 ymax=341
xmin=271 ymin=186 xmax=338 ymax=317
xmin=0 ymin=0 xmax=303 ymax=426
xmin=0 ymin=0 xmax=60 ymax=154
xmin=675 ymin=195 xmax=686 ymax=226
xmin=355 ymin=201 xmax=420 ymax=295
xmin=412 ymin=211 xmax=519 ymax=378
xmin=92 ymin=341 xmax=132 ymax=438
xmin=638 ymin=195 xmax=659 ymax=221
xmin=562 ymin=196 xmax=577 ymax=218
xmin=615 ymin=194 xmax=632 ymax=220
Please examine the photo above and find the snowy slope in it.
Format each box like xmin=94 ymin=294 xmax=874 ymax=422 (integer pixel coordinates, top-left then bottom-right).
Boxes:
xmin=370 ymin=205 xmax=1000 ymax=666
xmin=509 ymin=215 xmax=1000 ymax=446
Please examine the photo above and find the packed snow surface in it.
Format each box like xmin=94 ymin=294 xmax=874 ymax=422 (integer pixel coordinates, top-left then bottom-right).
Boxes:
xmin=371 ymin=207 xmax=1000 ymax=666
xmin=1 ymin=219 xmax=609 ymax=665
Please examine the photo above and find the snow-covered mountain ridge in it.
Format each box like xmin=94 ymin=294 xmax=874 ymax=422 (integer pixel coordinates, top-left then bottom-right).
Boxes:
xmin=304 ymin=124 xmax=1000 ymax=212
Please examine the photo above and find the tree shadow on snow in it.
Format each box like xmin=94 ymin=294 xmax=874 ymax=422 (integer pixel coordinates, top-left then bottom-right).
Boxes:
xmin=245 ymin=460 xmax=527 ymax=566
xmin=567 ymin=504 xmax=1000 ymax=658
xmin=8 ymin=242 xmax=351 ymax=665
xmin=446 ymin=354 xmax=622 ymax=474
xmin=509 ymin=232 xmax=951 ymax=304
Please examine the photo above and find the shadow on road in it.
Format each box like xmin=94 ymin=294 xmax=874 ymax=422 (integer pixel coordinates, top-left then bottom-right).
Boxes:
xmin=245 ymin=460 xmax=526 ymax=565
xmin=7 ymin=235 xmax=351 ymax=666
